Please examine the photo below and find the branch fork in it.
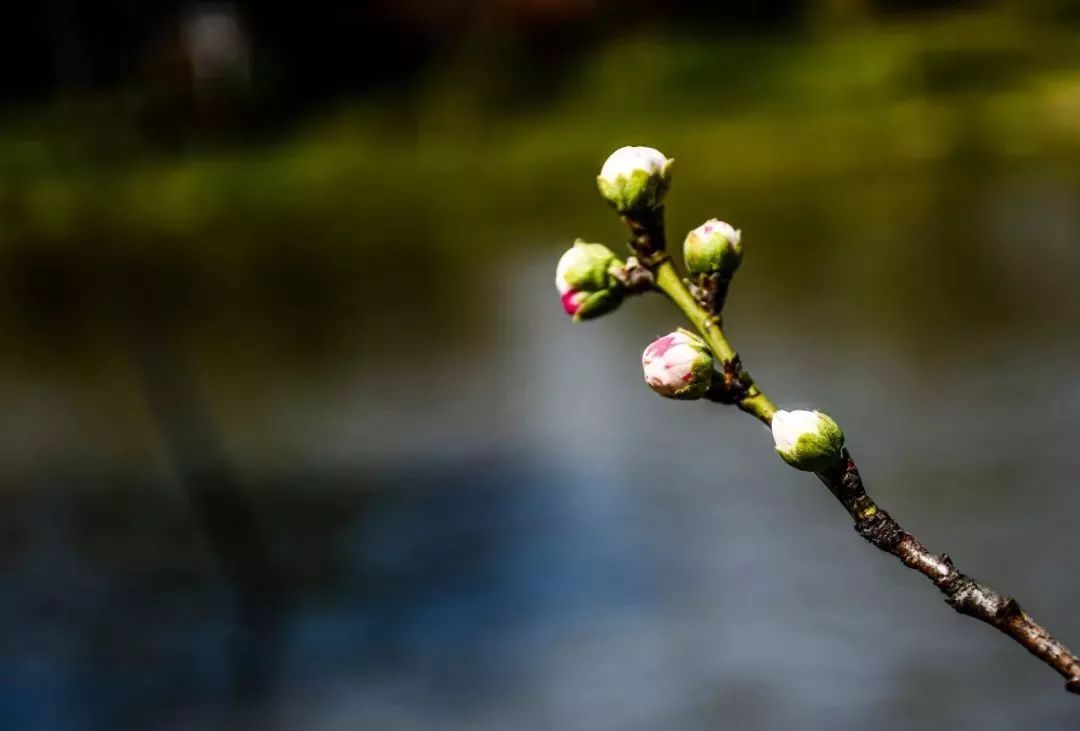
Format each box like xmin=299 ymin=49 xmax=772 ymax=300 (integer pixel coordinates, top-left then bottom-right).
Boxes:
xmin=558 ymin=144 xmax=1080 ymax=694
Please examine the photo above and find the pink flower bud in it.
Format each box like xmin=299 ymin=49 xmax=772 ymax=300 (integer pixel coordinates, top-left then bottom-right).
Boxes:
xmin=641 ymin=328 xmax=714 ymax=400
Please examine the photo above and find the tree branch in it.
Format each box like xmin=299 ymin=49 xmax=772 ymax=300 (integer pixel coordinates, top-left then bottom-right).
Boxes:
xmin=629 ymin=211 xmax=1080 ymax=694
xmin=827 ymin=453 xmax=1080 ymax=693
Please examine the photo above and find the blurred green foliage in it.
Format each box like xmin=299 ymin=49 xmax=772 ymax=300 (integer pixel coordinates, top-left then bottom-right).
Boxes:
xmin=2 ymin=7 xmax=1080 ymax=366
xmin=4 ymin=9 xmax=1080 ymax=255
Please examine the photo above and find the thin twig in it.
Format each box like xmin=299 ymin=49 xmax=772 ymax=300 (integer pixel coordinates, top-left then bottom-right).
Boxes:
xmin=629 ymin=210 xmax=1080 ymax=694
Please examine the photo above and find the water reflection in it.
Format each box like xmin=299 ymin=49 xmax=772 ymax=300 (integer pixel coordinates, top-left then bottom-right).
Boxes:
xmin=0 ymin=152 xmax=1078 ymax=730
xmin=133 ymin=324 xmax=288 ymax=723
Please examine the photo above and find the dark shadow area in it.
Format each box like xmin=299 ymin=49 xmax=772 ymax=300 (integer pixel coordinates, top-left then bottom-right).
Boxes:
xmin=129 ymin=319 xmax=291 ymax=727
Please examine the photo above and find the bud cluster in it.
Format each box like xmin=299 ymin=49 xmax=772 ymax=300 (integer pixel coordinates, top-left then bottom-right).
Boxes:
xmin=557 ymin=146 xmax=754 ymax=407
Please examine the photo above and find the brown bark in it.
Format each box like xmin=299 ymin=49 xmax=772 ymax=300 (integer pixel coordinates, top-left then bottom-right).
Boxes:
xmin=822 ymin=452 xmax=1080 ymax=693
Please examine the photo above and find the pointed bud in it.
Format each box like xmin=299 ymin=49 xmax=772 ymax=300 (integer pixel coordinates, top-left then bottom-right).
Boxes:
xmin=597 ymin=146 xmax=673 ymax=214
xmin=642 ymin=328 xmax=714 ymax=400
xmin=555 ymin=240 xmax=625 ymax=321
xmin=771 ymin=409 xmax=845 ymax=472
xmin=684 ymin=219 xmax=742 ymax=277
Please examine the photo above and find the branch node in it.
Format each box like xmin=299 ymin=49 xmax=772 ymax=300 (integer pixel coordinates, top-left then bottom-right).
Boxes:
xmin=622 ymin=207 xmax=667 ymax=262
xmin=854 ymin=510 xmax=904 ymax=551
xmin=705 ymin=354 xmax=753 ymax=404
xmin=998 ymin=597 xmax=1024 ymax=621
xmin=686 ymin=272 xmax=732 ymax=315
xmin=612 ymin=258 xmax=656 ymax=293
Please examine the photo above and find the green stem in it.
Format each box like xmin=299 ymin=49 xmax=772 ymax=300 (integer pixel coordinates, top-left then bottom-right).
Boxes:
xmin=653 ymin=260 xmax=777 ymax=424
xmin=653 ymin=261 xmax=732 ymax=359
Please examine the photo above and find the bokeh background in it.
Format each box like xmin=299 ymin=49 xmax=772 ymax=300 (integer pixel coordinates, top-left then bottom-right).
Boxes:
xmin=2 ymin=1 xmax=1080 ymax=729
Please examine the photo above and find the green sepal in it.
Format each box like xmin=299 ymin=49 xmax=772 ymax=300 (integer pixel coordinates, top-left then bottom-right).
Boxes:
xmin=564 ymin=240 xmax=620 ymax=292
xmin=572 ymin=287 xmax=625 ymax=321
xmin=776 ymin=417 xmax=845 ymax=472
xmin=596 ymin=163 xmax=672 ymax=214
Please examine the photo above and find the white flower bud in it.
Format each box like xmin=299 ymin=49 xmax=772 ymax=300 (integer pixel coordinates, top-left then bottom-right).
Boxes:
xmin=771 ymin=409 xmax=845 ymax=472
xmin=684 ymin=219 xmax=742 ymax=277
xmin=641 ymin=328 xmax=714 ymax=400
xmin=596 ymin=146 xmax=673 ymax=214
xmin=554 ymin=240 xmax=624 ymax=321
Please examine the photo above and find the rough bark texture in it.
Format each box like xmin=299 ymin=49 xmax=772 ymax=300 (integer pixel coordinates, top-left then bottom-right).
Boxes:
xmin=824 ymin=452 xmax=1080 ymax=693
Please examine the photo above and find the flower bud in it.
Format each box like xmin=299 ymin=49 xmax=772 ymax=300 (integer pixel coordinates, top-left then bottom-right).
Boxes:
xmin=641 ymin=328 xmax=714 ymax=400
xmin=597 ymin=146 xmax=673 ymax=214
xmin=555 ymin=240 xmax=624 ymax=321
xmin=683 ymin=219 xmax=742 ymax=277
xmin=771 ymin=409 xmax=845 ymax=472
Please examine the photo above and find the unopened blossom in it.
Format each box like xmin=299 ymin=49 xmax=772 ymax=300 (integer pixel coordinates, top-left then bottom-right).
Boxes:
xmin=554 ymin=240 xmax=624 ymax=321
xmin=641 ymin=328 xmax=714 ymax=400
xmin=684 ymin=219 xmax=743 ymax=277
xmin=596 ymin=146 xmax=673 ymax=214
xmin=771 ymin=409 xmax=845 ymax=472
